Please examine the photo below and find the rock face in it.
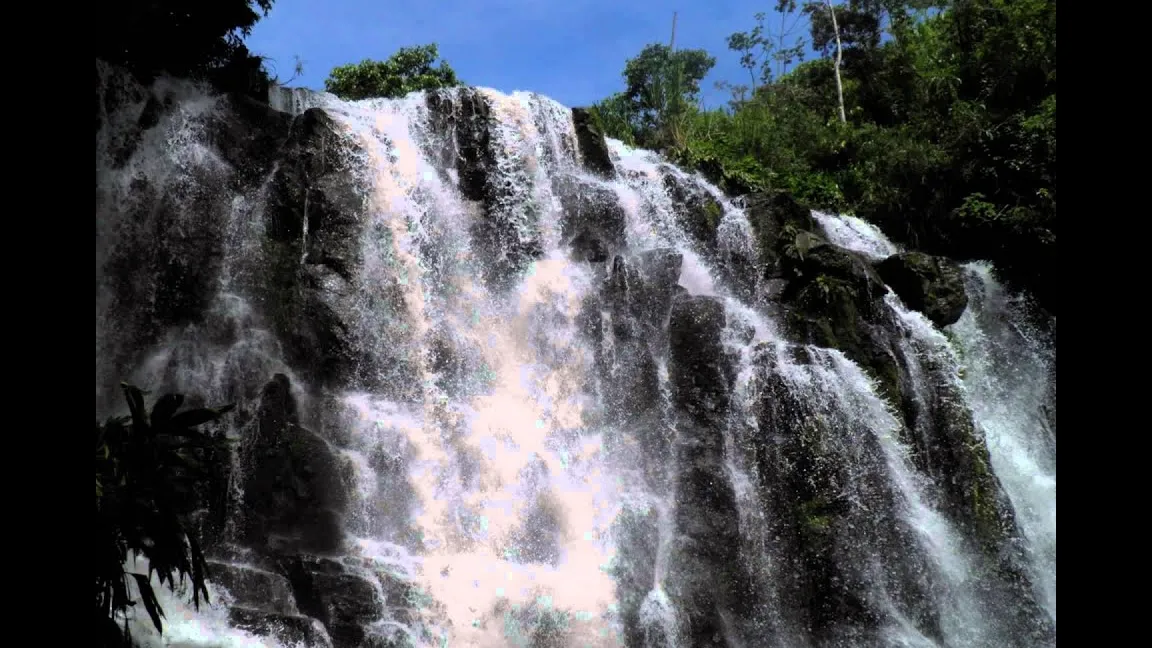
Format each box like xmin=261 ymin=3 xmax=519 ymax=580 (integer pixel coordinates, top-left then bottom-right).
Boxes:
xmin=260 ymin=108 xmax=376 ymax=391
xmin=666 ymin=296 xmax=757 ymax=646
xmin=571 ymin=107 xmax=616 ymax=178
xmin=97 ymin=61 xmax=1053 ymax=648
xmin=239 ymin=373 xmax=347 ymax=555
xmin=555 ymin=175 xmax=626 ymax=263
xmin=875 ymin=251 xmax=969 ymax=327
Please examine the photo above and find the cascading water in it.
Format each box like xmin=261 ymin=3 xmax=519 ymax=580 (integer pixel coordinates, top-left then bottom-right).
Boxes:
xmin=96 ymin=65 xmax=1055 ymax=648
xmin=948 ymin=265 xmax=1056 ymax=623
xmin=815 ymin=213 xmax=1057 ymax=636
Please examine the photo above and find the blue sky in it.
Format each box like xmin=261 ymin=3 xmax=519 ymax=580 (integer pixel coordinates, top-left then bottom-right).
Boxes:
xmin=246 ymin=0 xmax=814 ymax=109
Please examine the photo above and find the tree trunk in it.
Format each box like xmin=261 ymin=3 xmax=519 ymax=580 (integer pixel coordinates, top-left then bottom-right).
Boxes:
xmin=826 ymin=0 xmax=848 ymax=124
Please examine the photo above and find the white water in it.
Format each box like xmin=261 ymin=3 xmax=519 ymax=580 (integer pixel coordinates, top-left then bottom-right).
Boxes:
xmin=816 ymin=215 xmax=1057 ymax=629
xmin=949 ymin=263 xmax=1057 ymax=623
xmin=100 ymin=79 xmax=1055 ymax=646
xmin=811 ymin=211 xmax=898 ymax=261
xmin=120 ymin=558 xmax=312 ymax=648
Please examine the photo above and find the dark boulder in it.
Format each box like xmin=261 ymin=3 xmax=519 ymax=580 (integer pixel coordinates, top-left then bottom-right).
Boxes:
xmin=571 ymin=107 xmax=616 ymax=178
xmin=209 ymin=561 xmax=299 ymax=616
xmin=259 ymin=107 xmax=376 ymax=390
xmin=743 ymin=191 xmax=817 ymax=279
xmin=667 ymin=295 xmax=756 ymax=645
xmin=875 ymin=252 xmax=969 ymax=327
xmin=239 ymin=374 xmax=347 ymax=556
xmin=660 ymin=166 xmax=724 ymax=254
xmin=555 ymin=174 xmax=627 ymax=262
xmin=278 ymin=555 xmax=386 ymax=647
xmin=779 ymin=236 xmax=904 ymax=408
xmin=228 ymin=608 xmax=334 ymax=648
xmin=426 ymin=87 xmax=495 ymax=201
xmin=668 ymin=295 xmax=729 ymax=425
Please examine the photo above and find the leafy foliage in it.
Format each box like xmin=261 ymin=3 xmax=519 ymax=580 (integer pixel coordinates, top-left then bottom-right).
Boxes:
xmin=324 ymin=44 xmax=462 ymax=100
xmin=96 ymin=0 xmax=277 ymax=97
xmin=591 ymin=0 xmax=1056 ymax=311
xmin=590 ymin=44 xmax=717 ymax=152
xmin=95 ymin=384 xmax=235 ymax=647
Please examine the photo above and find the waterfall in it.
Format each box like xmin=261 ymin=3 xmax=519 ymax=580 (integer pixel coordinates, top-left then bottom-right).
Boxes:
xmin=95 ymin=68 xmax=1055 ymax=648
xmin=949 ymin=263 xmax=1057 ymax=623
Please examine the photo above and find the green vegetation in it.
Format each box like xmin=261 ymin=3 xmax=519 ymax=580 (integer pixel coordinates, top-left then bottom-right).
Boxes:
xmin=96 ymin=0 xmax=281 ymax=97
xmin=324 ymin=44 xmax=462 ymax=100
xmin=589 ymin=0 xmax=1056 ymax=313
xmin=96 ymin=384 xmax=234 ymax=647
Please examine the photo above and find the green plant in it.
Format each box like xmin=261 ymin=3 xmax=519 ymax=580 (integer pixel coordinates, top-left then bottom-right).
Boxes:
xmin=96 ymin=384 xmax=235 ymax=647
xmin=324 ymin=44 xmax=462 ymax=100
xmin=97 ymin=0 xmax=276 ymax=97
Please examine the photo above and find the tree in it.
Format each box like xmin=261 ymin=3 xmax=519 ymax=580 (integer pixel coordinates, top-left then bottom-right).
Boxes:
xmin=96 ymin=384 xmax=235 ymax=647
xmin=324 ymin=44 xmax=462 ymax=101
xmin=95 ymin=0 xmax=275 ymax=97
xmin=801 ymin=0 xmax=854 ymax=123
xmin=726 ymin=2 xmax=808 ymax=95
xmin=613 ymin=43 xmax=717 ymax=150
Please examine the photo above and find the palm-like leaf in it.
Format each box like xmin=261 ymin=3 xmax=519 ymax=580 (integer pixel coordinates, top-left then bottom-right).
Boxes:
xmin=95 ymin=384 xmax=234 ymax=647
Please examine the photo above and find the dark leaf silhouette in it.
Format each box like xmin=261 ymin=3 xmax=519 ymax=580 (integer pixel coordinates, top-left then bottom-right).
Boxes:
xmin=96 ymin=383 xmax=234 ymax=647
xmin=168 ymin=404 xmax=236 ymax=431
xmin=150 ymin=394 xmax=184 ymax=428
xmin=130 ymin=573 xmax=165 ymax=634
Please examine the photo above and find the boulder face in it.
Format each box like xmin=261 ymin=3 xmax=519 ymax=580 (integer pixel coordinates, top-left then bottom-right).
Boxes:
xmin=555 ymin=174 xmax=626 ymax=263
xmin=239 ymin=373 xmax=347 ymax=556
xmin=666 ymin=295 xmax=756 ymax=647
xmin=743 ymin=191 xmax=817 ymax=279
xmin=571 ymin=107 xmax=616 ymax=178
xmin=875 ymin=251 xmax=969 ymax=327
xmin=97 ymin=62 xmax=1053 ymax=648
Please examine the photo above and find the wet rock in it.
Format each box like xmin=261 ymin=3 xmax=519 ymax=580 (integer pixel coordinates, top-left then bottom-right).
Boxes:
xmin=427 ymin=88 xmax=543 ymax=291
xmin=749 ymin=350 xmax=940 ymax=643
xmin=778 ymin=238 xmax=904 ymax=408
xmin=209 ymin=561 xmax=298 ymax=615
xmin=208 ymin=93 xmax=295 ymax=187
xmin=279 ymin=555 xmax=386 ymax=648
xmin=228 ymin=607 xmax=334 ymax=648
xmin=426 ymin=87 xmax=494 ymax=202
xmin=608 ymin=508 xmax=661 ymax=648
xmin=668 ymin=295 xmax=729 ymax=424
xmin=259 ymin=107 xmax=374 ymax=389
xmin=667 ymin=295 xmax=756 ymax=645
xmin=660 ymin=166 xmax=723 ymax=254
xmin=556 ymin=175 xmax=627 ymax=262
xmin=743 ymin=191 xmax=817 ymax=278
xmin=875 ymin=252 xmax=969 ymax=327
xmin=596 ymin=253 xmax=680 ymax=484
xmin=571 ymin=107 xmax=616 ymax=178
xmin=239 ymin=374 xmax=347 ymax=556
xmin=634 ymin=248 xmax=684 ymax=327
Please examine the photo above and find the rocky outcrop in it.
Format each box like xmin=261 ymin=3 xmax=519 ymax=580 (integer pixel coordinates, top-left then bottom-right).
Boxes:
xmin=258 ymin=108 xmax=380 ymax=391
xmin=749 ymin=347 xmax=942 ymax=644
xmin=661 ymin=166 xmax=724 ymax=254
xmin=239 ymin=373 xmax=347 ymax=555
xmin=743 ymin=191 xmax=818 ymax=280
xmin=205 ymin=373 xmax=436 ymax=647
xmin=666 ymin=295 xmax=755 ymax=646
xmin=426 ymin=88 xmax=544 ymax=291
xmin=229 ymin=608 xmax=334 ymax=648
xmin=738 ymin=193 xmax=1052 ymax=641
xmin=777 ymin=232 xmax=905 ymax=408
xmin=555 ymin=175 xmax=627 ymax=263
xmin=875 ymin=252 xmax=968 ymax=327
xmin=590 ymin=249 xmax=683 ymax=487
xmin=571 ymin=107 xmax=616 ymax=178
